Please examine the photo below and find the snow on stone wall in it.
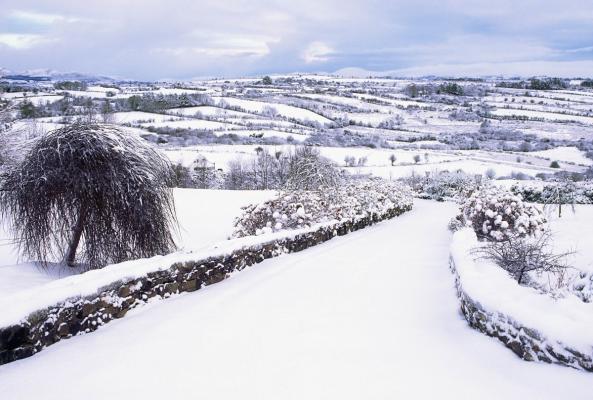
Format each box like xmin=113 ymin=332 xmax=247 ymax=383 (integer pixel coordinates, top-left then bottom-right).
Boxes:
xmin=0 ymin=201 xmax=412 ymax=366
xmin=449 ymin=229 xmax=593 ymax=372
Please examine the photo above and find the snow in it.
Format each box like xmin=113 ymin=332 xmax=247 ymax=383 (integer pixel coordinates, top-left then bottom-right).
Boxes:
xmin=362 ymin=159 xmax=549 ymax=179
xmin=451 ymin=228 xmax=593 ymax=354
xmin=165 ymin=106 xmax=252 ymax=119
xmin=111 ymin=111 xmax=186 ymax=125
xmin=214 ymin=97 xmax=332 ymax=125
xmin=172 ymin=188 xmax=276 ymax=251
xmin=2 ymin=94 xmax=64 ymax=106
xmin=1 ymin=200 xmax=591 ymax=399
xmin=530 ymin=146 xmax=593 ymax=166
xmin=546 ymin=205 xmax=593 ymax=274
xmin=490 ymin=108 xmax=593 ymax=125
xmin=140 ymin=119 xmax=230 ymax=130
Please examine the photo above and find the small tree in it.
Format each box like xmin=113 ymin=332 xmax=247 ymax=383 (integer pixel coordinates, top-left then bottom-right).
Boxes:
xmin=19 ymin=100 xmax=37 ymax=119
xmin=344 ymin=155 xmax=356 ymax=167
xmin=191 ymin=155 xmax=218 ymax=189
xmin=285 ymin=146 xmax=341 ymax=191
xmin=262 ymin=76 xmax=273 ymax=85
xmin=413 ymin=154 xmax=421 ymax=164
xmin=544 ymin=178 xmax=576 ymax=218
xmin=550 ymin=160 xmax=560 ymax=168
xmin=100 ymin=100 xmax=115 ymax=123
xmin=484 ymin=168 xmax=496 ymax=180
xmin=389 ymin=154 xmax=397 ymax=166
xmin=0 ymin=123 xmax=177 ymax=270
xmin=472 ymin=232 xmax=571 ymax=285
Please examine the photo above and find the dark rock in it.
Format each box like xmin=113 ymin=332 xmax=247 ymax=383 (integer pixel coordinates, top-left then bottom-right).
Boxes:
xmin=180 ymin=280 xmax=198 ymax=292
xmin=0 ymin=325 xmax=30 ymax=351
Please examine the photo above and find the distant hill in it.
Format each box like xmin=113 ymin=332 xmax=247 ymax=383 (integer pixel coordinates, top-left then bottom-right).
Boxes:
xmin=0 ymin=68 xmax=115 ymax=82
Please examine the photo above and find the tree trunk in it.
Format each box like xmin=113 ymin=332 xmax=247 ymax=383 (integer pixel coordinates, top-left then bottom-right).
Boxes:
xmin=558 ymin=202 xmax=562 ymax=218
xmin=65 ymin=209 xmax=86 ymax=267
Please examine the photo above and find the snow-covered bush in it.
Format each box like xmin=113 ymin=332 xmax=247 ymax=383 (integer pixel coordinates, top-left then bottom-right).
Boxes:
xmin=403 ymin=171 xmax=481 ymax=201
xmin=460 ymin=186 xmax=546 ymax=241
xmin=232 ymin=179 xmax=413 ymax=237
xmin=284 ymin=146 xmax=342 ymax=191
xmin=511 ymin=182 xmax=593 ymax=205
xmin=572 ymin=272 xmax=593 ymax=303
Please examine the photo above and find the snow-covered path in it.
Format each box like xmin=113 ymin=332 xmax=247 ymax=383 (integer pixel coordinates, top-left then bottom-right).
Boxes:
xmin=0 ymin=200 xmax=590 ymax=399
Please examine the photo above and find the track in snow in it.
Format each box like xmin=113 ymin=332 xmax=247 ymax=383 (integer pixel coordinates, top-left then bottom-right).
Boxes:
xmin=0 ymin=200 xmax=590 ymax=399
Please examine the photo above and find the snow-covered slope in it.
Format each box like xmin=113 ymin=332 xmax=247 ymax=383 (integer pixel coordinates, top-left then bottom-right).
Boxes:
xmin=0 ymin=200 xmax=589 ymax=399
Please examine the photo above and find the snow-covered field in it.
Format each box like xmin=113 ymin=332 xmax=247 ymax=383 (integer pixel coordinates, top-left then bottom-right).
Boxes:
xmin=5 ymin=76 xmax=593 ymax=182
xmin=1 ymin=200 xmax=590 ymax=399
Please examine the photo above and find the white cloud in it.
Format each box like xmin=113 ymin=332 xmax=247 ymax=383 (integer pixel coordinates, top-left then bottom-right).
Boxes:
xmin=565 ymin=46 xmax=593 ymax=54
xmin=153 ymin=33 xmax=278 ymax=58
xmin=0 ymin=33 xmax=55 ymax=49
xmin=386 ymin=60 xmax=593 ymax=78
xmin=302 ymin=41 xmax=333 ymax=63
xmin=10 ymin=10 xmax=79 ymax=24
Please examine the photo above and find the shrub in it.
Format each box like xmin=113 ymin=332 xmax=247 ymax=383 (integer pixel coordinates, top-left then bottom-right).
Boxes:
xmin=284 ymin=146 xmax=342 ymax=191
xmin=460 ymin=186 xmax=546 ymax=241
xmin=402 ymin=170 xmax=481 ymax=201
xmin=511 ymin=182 xmax=593 ymax=205
xmin=472 ymin=232 xmax=571 ymax=285
xmin=550 ymin=160 xmax=560 ymax=168
xmin=232 ymin=179 xmax=413 ymax=237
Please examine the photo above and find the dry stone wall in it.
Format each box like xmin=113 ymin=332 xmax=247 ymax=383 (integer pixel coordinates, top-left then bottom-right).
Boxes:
xmin=449 ymin=256 xmax=593 ymax=372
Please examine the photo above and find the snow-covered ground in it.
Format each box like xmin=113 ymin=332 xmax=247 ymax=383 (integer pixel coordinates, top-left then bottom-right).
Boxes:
xmin=0 ymin=200 xmax=590 ymax=399
xmin=530 ymin=146 xmax=593 ymax=166
xmin=547 ymin=205 xmax=593 ymax=274
xmin=214 ymin=97 xmax=332 ymax=125
xmin=490 ymin=108 xmax=593 ymax=125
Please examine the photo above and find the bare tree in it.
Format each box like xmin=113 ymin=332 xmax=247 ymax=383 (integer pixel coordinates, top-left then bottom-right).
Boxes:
xmin=274 ymin=150 xmax=290 ymax=187
xmin=389 ymin=154 xmax=397 ymax=166
xmin=344 ymin=155 xmax=356 ymax=167
xmin=284 ymin=146 xmax=342 ymax=191
xmin=0 ymin=123 xmax=177 ymax=270
xmin=225 ymin=158 xmax=250 ymax=190
xmin=472 ymin=231 xmax=572 ymax=285
xmin=191 ymin=155 xmax=217 ymax=189
xmin=100 ymin=100 xmax=115 ymax=123
xmin=544 ymin=178 xmax=576 ymax=218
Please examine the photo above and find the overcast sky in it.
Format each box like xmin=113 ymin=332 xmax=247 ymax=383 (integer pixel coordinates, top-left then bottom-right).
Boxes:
xmin=1 ymin=0 xmax=593 ymax=80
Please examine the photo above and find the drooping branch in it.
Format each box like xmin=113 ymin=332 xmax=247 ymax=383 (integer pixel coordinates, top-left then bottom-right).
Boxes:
xmin=0 ymin=123 xmax=178 ymax=270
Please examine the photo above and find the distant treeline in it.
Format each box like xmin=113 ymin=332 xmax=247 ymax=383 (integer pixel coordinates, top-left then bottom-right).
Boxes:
xmin=495 ymin=78 xmax=570 ymax=90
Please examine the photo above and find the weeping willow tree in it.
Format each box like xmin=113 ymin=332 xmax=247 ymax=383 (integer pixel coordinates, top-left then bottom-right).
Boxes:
xmin=0 ymin=123 xmax=177 ymax=270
